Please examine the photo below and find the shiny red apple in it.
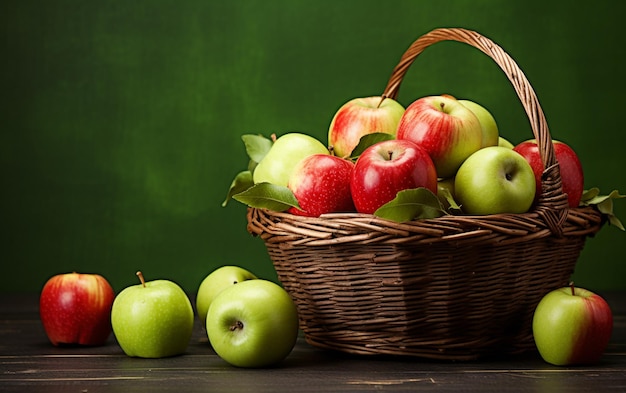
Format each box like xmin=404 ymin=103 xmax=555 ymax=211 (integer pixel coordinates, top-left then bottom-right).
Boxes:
xmin=396 ymin=95 xmax=483 ymax=178
xmin=513 ymin=139 xmax=584 ymax=207
xmin=287 ymin=154 xmax=355 ymax=217
xmin=328 ymin=96 xmax=405 ymax=158
xmin=350 ymin=139 xmax=437 ymax=214
xmin=40 ymin=272 xmax=115 ymax=346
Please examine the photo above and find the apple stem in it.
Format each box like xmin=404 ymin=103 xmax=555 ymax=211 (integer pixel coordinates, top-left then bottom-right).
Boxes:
xmin=387 ymin=150 xmax=394 ymax=160
xmin=230 ymin=320 xmax=244 ymax=332
xmin=270 ymin=133 xmax=277 ymax=143
xmin=569 ymin=281 xmax=575 ymax=296
xmin=377 ymin=96 xmax=386 ymax=109
xmin=440 ymin=102 xmax=446 ymax=111
xmin=136 ymin=271 xmax=146 ymax=288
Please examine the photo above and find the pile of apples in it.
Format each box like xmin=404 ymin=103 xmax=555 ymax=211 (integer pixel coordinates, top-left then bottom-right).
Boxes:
xmin=39 ymin=268 xmax=299 ymax=368
xmin=228 ymin=93 xmax=584 ymax=220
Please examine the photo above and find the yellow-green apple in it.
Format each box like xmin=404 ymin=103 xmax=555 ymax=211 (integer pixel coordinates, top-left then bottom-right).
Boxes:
xmin=396 ymin=95 xmax=483 ymax=178
xmin=498 ymin=136 xmax=515 ymax=149
xmin=287 ymin=154 xmax=355 ymax=217
xmin=458 ymin=99 xmax=499 ymax=148
xmin=328 ymin=96 xmax=405 ymax=158
xmin=39 ymin=272 xmax=115 ymax=346
xmin=206 ymin=279 xmax=299 ymax=368
xmin=111 ymin=272 xmax=194 ymax=358
xmin=196 ymin=266 xmax=257 ymax=326
xmin=350 ymin=139 xmax=437 ymax=214
xmin=532 ymin=283 xmax=613 ymax=366
xmin=252 ymin=133 xmax=329 ymax=187
xmin=454 ymin=146 xmax=536 ymax=215
xmin=513 ymin=139 xmax=584 ymax=208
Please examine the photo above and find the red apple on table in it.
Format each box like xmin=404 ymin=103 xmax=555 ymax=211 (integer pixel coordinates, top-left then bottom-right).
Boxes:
xmin=39 ymin=272 xmax=115 ymax=346
xmin=328 ymin=96 xmax=405 ymax=158
xmin=287 ymin=154 xmax=355 ymax=217
xmin=513 ymin=139 xmax=584 ymax=207
xmin=396 ymin=94 xmax=483 ymax=178
xmin=532 ymin=283 xmax=613 ymax=366
xmin=350 ymin=139 xmax=437 ymax=214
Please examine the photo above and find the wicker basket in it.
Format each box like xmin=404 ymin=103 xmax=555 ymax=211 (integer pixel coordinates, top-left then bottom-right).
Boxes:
xmin=246 ymin=28 xmax=605 ymax=360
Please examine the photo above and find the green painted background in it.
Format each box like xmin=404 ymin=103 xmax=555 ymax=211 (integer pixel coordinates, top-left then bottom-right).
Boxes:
xmin=3 ymin=1 xmax=625 ymax=294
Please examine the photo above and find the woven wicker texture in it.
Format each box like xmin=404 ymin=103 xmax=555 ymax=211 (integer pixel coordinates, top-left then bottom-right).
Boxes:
xmin=247 ymin=28 xmax=605 ymax=360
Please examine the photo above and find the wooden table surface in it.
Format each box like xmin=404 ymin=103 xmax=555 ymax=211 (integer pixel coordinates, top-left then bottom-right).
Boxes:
xmin=1 ymin=292 xmax=625 ymax=392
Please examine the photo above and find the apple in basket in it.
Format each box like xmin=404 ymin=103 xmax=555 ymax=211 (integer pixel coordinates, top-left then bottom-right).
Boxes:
xmin=328 ymin=96 xmax=405 ymax=158
xmin=351 ymin=139 xmax=437 ymax=214
xmin=454 ymin=146 xmax=536 ymax=215
xmin=513 ymin=139 xmax=584 ymax=208
xmin=39 ymin=272 xmax=115 ymax=346
xmin=458 ymin=99 xmax=499 ymax=148
xmin=532 ymin=283 xmax=613 ymax=366
xmin=396 ymin=94 xmax=483 ymax=178
xmin=288 ymin=154 xmax=355 ymax=217
xmin=252 ymin=132 xmax=329 ymax=187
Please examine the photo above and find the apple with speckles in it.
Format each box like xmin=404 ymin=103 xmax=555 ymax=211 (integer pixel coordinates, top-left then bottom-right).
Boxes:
xmin=111 ymin=272 xmax=194 ymax=358
xmin=533 ymin=283 xmax=613 ymax=366
xmin=39 ymin=272 xmax=115 ymax=346
xmin=287 ymin=154 xmax=355 ymax=217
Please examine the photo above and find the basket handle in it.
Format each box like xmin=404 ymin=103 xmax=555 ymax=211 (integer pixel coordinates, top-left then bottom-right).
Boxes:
xmin=381 ymin=27 xmax=569 ymax=235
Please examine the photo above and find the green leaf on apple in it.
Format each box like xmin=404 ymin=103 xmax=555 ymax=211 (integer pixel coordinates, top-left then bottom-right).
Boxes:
xmin=222 ymin=170 xmax=254 ymax=207
xmin=349 ymin=132 xmax=395 ymax=159
xmin=374 ymin=188 xmax=447 ymax=222
xmin=232 ymin=182 xmax=300 ymax=211
xmin=242 ymin=134 xmax=273 ymax=163
xmin=580 ymin=188 xmax=626 ymax=231
xmin=438 ymin=187 xmax=462 ymax=213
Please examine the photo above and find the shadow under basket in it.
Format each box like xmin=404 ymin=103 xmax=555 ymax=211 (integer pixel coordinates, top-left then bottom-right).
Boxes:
xmin=246 ymin=28 xmax=606 ymax=361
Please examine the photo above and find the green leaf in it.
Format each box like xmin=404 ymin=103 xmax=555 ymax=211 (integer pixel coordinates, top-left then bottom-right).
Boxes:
xmin=222 ymin=170 xmax=254 ymax=207
xmin=438 ymin=187 xmax=462 ymax=213
xmin=374 ymin=188 xmax=447 ymax=222
xmin=580 ymin=188 xmax=626 ymax=231
xmin=242 ymin=134 xmax=273 ymax=163
xmin=349 ymin=132 xmax=395 ymax=159
xmin=232 ymin=182 xmax=300 ymax=211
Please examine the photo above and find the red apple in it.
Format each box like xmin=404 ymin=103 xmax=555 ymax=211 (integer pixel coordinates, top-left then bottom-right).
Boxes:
xmin=396 ymin=95 xmax=483 ymax=178
xmin=513 ymin=139 xmax=584 ymax=207
xmin=350 ymin=139 xmax=437 ymax=214
xmin=532 ymin=283 xmax=613 ymax=366
xmin=328 ymin=96 xmax=405 ymax=158
xmin=40 ymin=272 xmax=115 ymax=346
xmin=287 ymin=154 xmax=355 ymax=217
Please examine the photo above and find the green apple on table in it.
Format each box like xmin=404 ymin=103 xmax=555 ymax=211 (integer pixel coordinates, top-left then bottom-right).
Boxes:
xmin=196 ymin=265 xmax=257 ymax=325
xmin=454 ymin=146 xmax=536 ymax=215
xmin=252 ymin=133 xmax=329 ymax=187
xmin=206 ymin=279 xmax=299 ymax=368
xmin=532 ymin=283 xmax=613 ymax=366
xmin=111 ymin=272 xmax=194 ymax=358
xmin=458 ymin=99 xmax=499 ymax=148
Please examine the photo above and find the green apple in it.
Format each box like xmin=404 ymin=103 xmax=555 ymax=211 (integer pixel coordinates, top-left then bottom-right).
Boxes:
xmin=454 ymin=146 xmax=536 ymax=215
xmin=532 ymin=284 xmax=613 ymax=366
xmin=206 ymin=279 xmax=299 ymax=368
xmin=498 ymin=136 xmax=515 ymax=149
xmin=458 ymin=99 xmax=499 ymax=148
xmin=195 ymin=265 xmax=257 ymax=326
xmin=252 ymin=133 xmax=329 ymax=187
xmin=111 ymin=272 xmax=194 ymax=358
